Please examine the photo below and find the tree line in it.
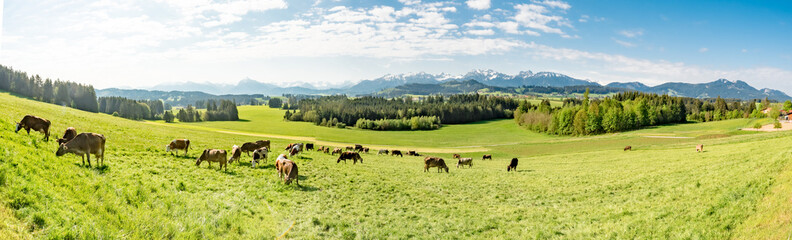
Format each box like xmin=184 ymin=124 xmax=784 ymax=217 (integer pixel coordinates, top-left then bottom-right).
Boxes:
xmin=285 ymin=94 xmax=520 ymax=130
xmin=515 ymin=90 xmax=688 ymax=135
xmin=98 ymin=97 xmax=165 ymax=120
xmin=0 ymin=64 xmax=99 ymax=112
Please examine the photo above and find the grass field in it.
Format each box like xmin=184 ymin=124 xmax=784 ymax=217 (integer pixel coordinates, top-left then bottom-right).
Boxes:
xmin=2 ymin=91 xmax=792 ymax=239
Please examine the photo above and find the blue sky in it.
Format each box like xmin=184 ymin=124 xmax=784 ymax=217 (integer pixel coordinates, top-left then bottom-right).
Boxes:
xmin=1 ymin=0 xmax=791 ymax=93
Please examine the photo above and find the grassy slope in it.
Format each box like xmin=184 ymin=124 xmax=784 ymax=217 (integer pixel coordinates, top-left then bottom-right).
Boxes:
xmin=1 ymin=92 xmax=791 ymax=239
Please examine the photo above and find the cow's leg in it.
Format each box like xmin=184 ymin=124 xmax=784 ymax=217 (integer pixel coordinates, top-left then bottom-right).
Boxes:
xmin=86 ymin=153 xmax=91 ymax=167
xmin=81 ymin=155 xmax=85 ymax=166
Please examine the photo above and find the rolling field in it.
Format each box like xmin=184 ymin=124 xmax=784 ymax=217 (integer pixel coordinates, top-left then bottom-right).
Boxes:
xmin=2 ymin=91 xmax=792 ymax=239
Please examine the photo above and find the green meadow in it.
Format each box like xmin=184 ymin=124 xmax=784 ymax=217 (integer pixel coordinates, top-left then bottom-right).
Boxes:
xmin=2 ymin=91 xmax=792 ymax=239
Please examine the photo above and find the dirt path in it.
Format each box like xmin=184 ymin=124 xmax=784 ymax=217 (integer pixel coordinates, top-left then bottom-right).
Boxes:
xmin=741 ymin=121 xmax=792 ymax=132
xmin=641 ymin=136 xmax=694 ymax=139
xmin=145 ymin=121 xmax=489 ymax=153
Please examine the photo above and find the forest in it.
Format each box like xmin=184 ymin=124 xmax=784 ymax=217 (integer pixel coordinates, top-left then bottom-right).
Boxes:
xmin=286 ymin=94 xmax=519 ymax=130
xmin=515 ymin=90 xmax=780 ymax=136
xmin=0 ymin=64 xmax=98 ymax=113
xmin=99 ymin=97 xmax=165 ymax=120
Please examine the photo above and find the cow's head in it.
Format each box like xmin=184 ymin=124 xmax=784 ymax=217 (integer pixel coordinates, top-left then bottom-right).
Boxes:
xmin=55 ymin=144 xmax=68 ymax=157
xmin=14 ymin=122 xmax=21 ymax=133
xmin=196 ymin=150 xmax=208 ymax=166
xmin=165 ymin=144 xmax=172 ymax=152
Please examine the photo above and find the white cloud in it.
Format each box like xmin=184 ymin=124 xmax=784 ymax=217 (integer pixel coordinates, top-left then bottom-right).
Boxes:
xmin=468 ymin=29 xmax=495 ymax=35
xmin=699 ymin=47 xmax=709 ymax=53
xmin=612 ymin=38 xmax=635 ymax=47
xmin=512 ymin=3 xmax=570 ymax=36
xmin=532 ymin=0 xmax=571 ymax=10
xmin=466 ymin=0 xmax=491 ymax=10
xmin=161 ymin=0 xmax=288 ymax=27
xmin=618 ymin=29 xmax=643 ymax=38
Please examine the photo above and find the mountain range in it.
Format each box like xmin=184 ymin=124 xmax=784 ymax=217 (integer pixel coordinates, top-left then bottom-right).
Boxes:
xmin=100 ymin=69 xmax=791 ymax=105
xmin=606 ymin=79 xmax=790 ymax=100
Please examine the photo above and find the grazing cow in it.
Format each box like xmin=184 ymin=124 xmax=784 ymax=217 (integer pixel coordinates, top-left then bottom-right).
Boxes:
xmin=55 ymin=132 xmax=105 ymax=167
xmin=337 ymin=151 xmax=363 ymax=164
xmin=355 ymin=144 xmax=363 ymax=152
xmin=241 ymin=140 xmax=270 ymax=156
xmin=317 ymin=146 xmax=325 ymax=152
xmin=507 ymin=158 xmax=518 ymax=172
xmin=482 ymin=154 xmax=492 ymax=160
xmin=306 ymin=143 xmax=314 ymax=151
xmin=457 ymin=158 xmax=473 ymax=168
xmin=624 ymin=145 xmax=632 ymax=151
xmin=289 ymin=144 xmax=303 ymax=157
xmin=332 ymin=148 xmax=342 ymax=155
xmin=391 ymin=150 xmax=403 ymax=157
xmin=363 ymin=147 xmax=369 ymax=153
xmin=696 ymin=144 xmax=704 ymax=153
xmin=323 ymin=147 xmax=330 ymax=154
xmin=57 ymin=127 xmax=78 ymax=145
xmin=275 ymin=154 xmax=299 ymax=185
xmin=452 ymin=154 xmax=460 ymax=159
xmin=424 ymin=157 xmax=449 ymax=173
xmin=345 ymin=146 xmax=354 ymax=151
xmin=228 ymin=145 xmax=242 ymax=164
xmin=196 ymin=149 xmax=228 ymax=171
xmin=15 ymin=115 xmax=51 ymax=141
xmin=378 ymin=149 xmax=389 ymax=155
xmin=407 ymin=151 xmax=417 ymax=156
xmin=252 ymin=147 xmax=269 ymax=167
xmin=165 ymin=139 xmax=190 ymax=156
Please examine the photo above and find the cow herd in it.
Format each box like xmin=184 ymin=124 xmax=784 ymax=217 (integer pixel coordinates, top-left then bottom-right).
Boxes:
xmin=14 ymin=114 xmax=529 ymax=187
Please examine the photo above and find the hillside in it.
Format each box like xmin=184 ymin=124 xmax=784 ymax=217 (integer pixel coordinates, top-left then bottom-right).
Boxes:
xmin=97 ymin=88 xmax=268 ymax=107
xmin=3 ymin=92 xmax=792 ymax=238
xmin=607 ymin=79 xmax=792 ymax=100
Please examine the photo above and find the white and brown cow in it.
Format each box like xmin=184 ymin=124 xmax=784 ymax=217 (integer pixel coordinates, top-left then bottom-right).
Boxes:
xmin=275 ymin=154 xmax=298 ymax=185
xmin=165 ymin=139 xmax=190 ymax=156
xmin=228 ymin=145 xmax=242 ymax=164
xmin=56 ymin=132 xmax=106 ymax=167
xmin=241 ymin=140 xmax=270 ymax=156
xmin=251 ymin=147 xmax=269 ymax=167
xmin=16 ymin=115 xmax=51 ymax=141
xmin=456 ymin=157 xmax=473 ymax=168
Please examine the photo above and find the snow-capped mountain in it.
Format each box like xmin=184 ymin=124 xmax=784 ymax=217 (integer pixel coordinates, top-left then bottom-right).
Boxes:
xmin=606 ymin=79 xmax=791 ymax=100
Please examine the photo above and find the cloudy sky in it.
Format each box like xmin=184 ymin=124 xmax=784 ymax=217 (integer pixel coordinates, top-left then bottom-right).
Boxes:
xmin=1 ymin=0 xmax=791 ymax=92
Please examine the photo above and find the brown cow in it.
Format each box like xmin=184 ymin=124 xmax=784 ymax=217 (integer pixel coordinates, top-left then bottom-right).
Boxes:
xmin=507 ymin=158 xmax=518 ymax=172
xmin=363 ymin=147 xmax=369 ymax=153
xmin=275 ymin=154 xmax=298 ymax=185
xmin=306 ymin=143 xmax=314 ymax=150
xmin=252 ymin=147 xmax=269 ymax=167
xmin=16 ymin=115 xmax=51 ymax=141
xmin=345 ymin=146 xmax=354 ymax=151
xmin=228 ymin=145 xmax=242 ymax=164
xmin=337 ymin=151 xmax=363 ymax=164
xmin=624 ymin=145 xmax=632 ymax=151
xmin=391 ymin=150 xmax=403 ymax=157
xmin=332 ymin=148 xmax=342 ymax=155
xmin=457 ymin=158 xmax=473 ymax=168
xmin=378 ymin=149 xmax=389 ymax=155
xmin=196 ymin=149 xmax=227 ymax=171
xmin=482 ymin=154 xmax=492 ymax=160
xmin=241 ymin=140 xmax=270 ymax=156
xmin=424 ymin=157 xmax=449 ymax=173
xmin=696 ymin=144 xmax=704 ymax=153
xmin=165 ymin=139 xmax=190 ymax=156
xmin=57 ymin=127 xmax=78 ymax=145
xmin=317 ymin=146 xmax=325 ymax=152
xmin=408 ymin=151 xmax=417 ymax=156
xmin=55 ymin=132 xmax=105 ymax=167
xmin=323 ymin=147 xmax=330 ymax=154
xmin=452 ymin=154 xmax=460 ymax=159
xmin=355 ymin=144 xmax=363 ymax=152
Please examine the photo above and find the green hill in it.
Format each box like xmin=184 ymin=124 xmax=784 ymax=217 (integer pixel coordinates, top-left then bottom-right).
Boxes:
xmin=2 ymin=91 xmax=792 ymax=239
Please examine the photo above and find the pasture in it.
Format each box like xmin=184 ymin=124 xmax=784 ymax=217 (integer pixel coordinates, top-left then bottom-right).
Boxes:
xmin=2 ymin=91 xmax=792 ymax=239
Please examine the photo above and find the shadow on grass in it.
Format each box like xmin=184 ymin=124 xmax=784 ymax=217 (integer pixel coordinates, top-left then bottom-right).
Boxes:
xmin=297 ymin=184 xmax=320 ymax=192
